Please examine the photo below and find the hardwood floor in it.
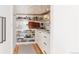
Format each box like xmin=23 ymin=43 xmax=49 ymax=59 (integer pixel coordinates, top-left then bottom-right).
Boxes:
xmin=13 ymin=45 xmax=20 ymax=54
xmin=31 ymin=44 xmax=43 ymax=54
xmin=13 ymin=43 xmax=43 ymax=54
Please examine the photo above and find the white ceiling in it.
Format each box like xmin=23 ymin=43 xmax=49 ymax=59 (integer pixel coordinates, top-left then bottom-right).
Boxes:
xmin=14 ymin=5 xmax=50 ymax=14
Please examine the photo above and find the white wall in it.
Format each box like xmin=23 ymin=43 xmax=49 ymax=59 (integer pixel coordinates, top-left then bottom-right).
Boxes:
xmin=51 ymin=6 xmax=79 ymax=53
xmin=0 ymin=5 xmax=13 ymax=54
xmin=13 ymin=6 xmax=16 ymax=52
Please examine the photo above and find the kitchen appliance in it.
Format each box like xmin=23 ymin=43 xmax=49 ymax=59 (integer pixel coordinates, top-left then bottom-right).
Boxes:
xmin=28 ymin=21 xmax=40 ymax=29
xmin=0 ymin=16 xmax=6 ymax=43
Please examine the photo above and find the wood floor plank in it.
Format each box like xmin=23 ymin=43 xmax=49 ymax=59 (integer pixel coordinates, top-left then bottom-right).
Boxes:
xmin=13 ymin=45 xmax=20 ymax=54
xmin=31 ymin=44 xmax=43 ymax=54
xmin=13 ymin=44 xmax=43 ymax=54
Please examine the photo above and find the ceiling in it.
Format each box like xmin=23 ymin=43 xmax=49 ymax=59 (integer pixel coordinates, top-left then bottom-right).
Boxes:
xmin=14 ymin=5 xmax=50 ymax=15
